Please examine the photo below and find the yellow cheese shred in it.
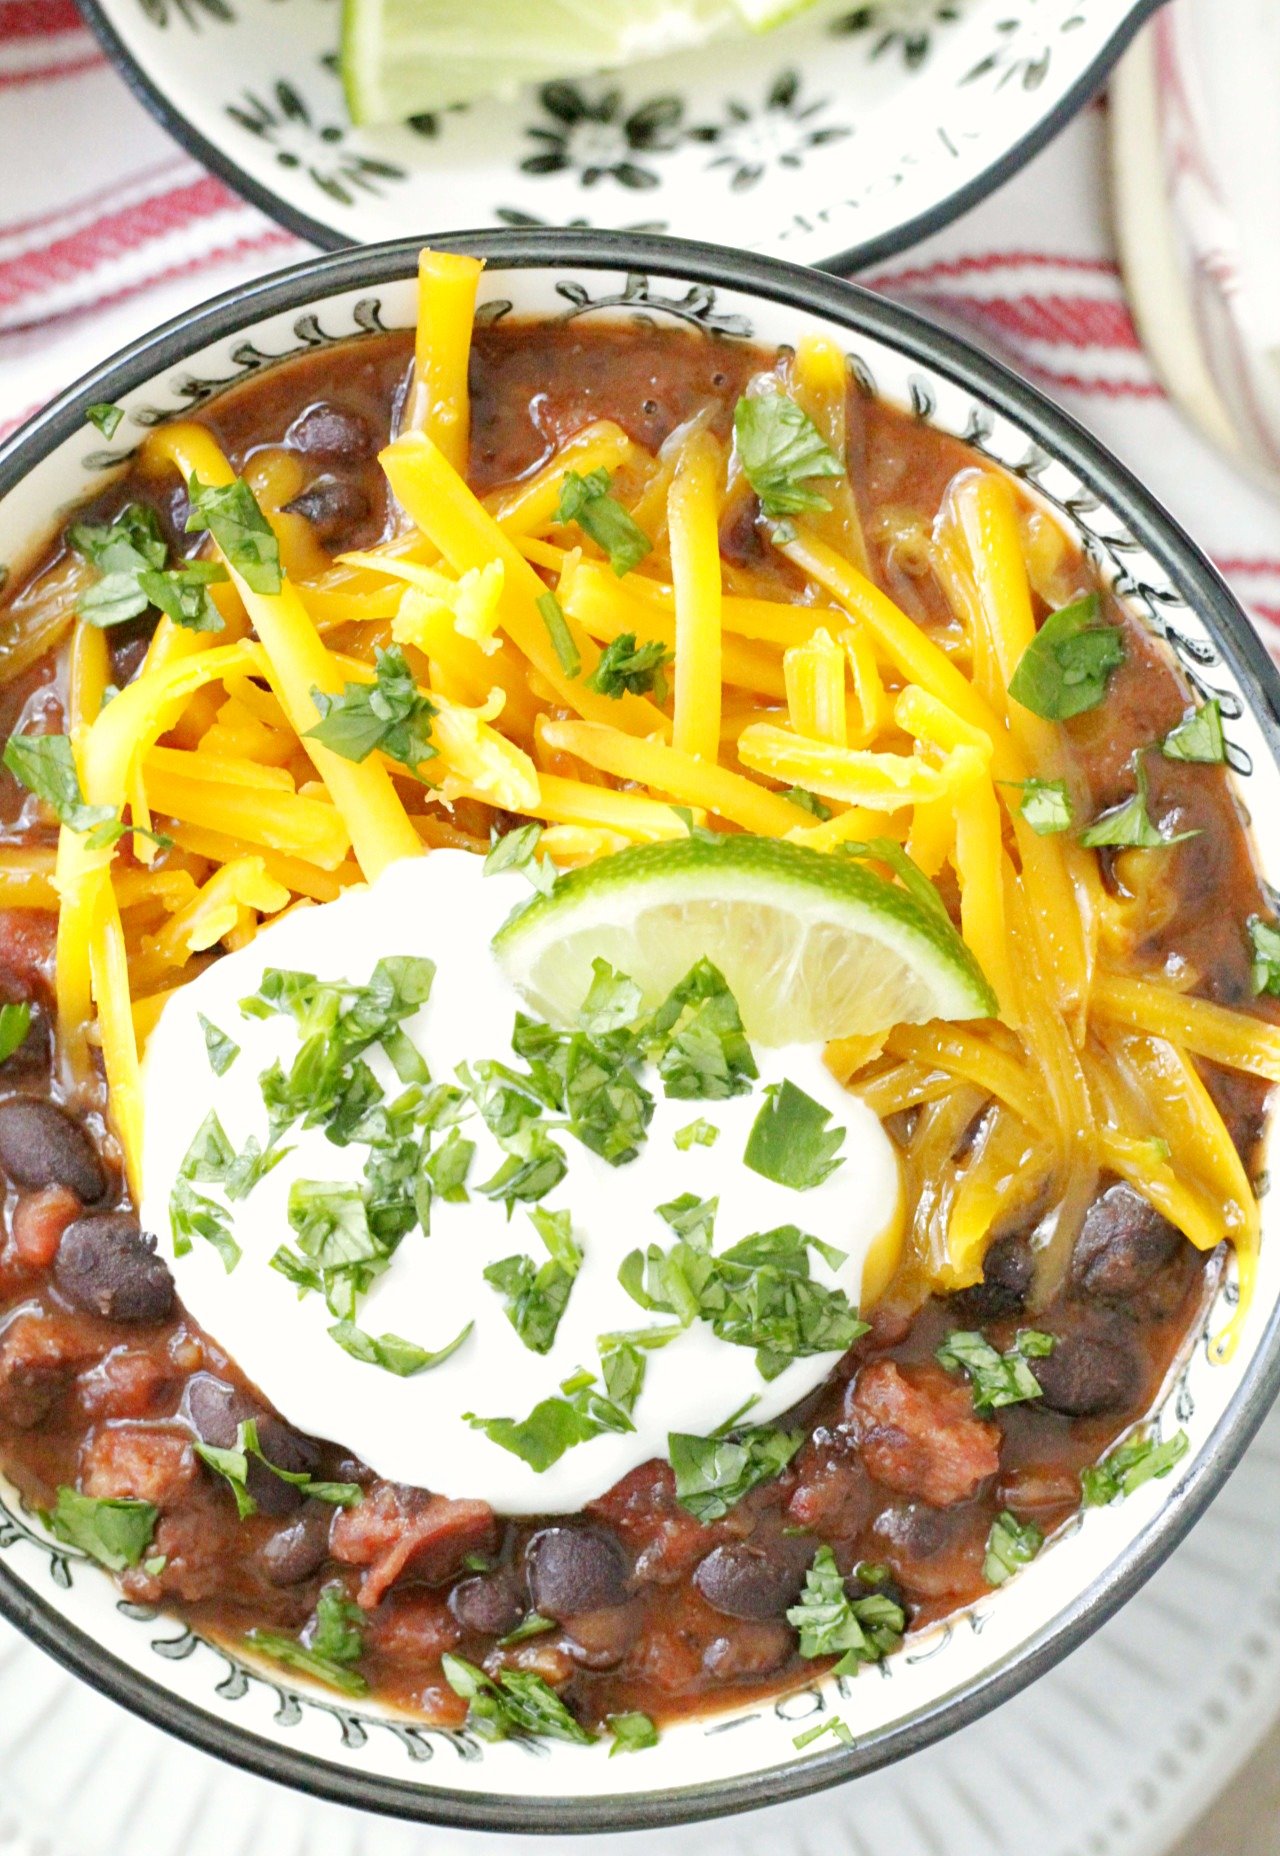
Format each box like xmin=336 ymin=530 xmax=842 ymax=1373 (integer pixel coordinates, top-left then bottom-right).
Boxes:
xmin=668 ymin=429 xmax=724 ymax=762
xmin=410 ymin=248 xmax=483 ymax=472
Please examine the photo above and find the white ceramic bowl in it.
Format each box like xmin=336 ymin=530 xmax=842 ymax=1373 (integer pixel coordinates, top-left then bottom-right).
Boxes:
xmin=74 ymin=0 xmax=1162 ymax=267
xmin=0 ymin=231 xmax=1277 ymax=1831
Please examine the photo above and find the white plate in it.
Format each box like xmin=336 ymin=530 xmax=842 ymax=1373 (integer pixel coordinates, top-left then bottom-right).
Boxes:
xmin=77 ymin=0 xmax=1158 ymax=263
xmin=4 ymin=1401 xmax=1278 ymax=1856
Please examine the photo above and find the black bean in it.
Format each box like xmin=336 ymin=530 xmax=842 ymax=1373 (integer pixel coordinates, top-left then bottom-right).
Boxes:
xmin=282 ymin=476 xmax=370 ymax=544
xmin=285 ymin=402 xmax=373 ymax=460
xmin=703 ymin=1619 xmax=795 ymax=1680
xmin=693 ymin=1540 xmax=808 ymax=1621
xmin=525 ymin=1526 xmax=629 ymax=1619
xmin=261 ymin=1504 xmax=332 ymax=1586
xmin=874 ymin=1503 xmax=952 ymax=1561
xmin=54 ymin=1213 xmax=174 ymax=1324
xmin=562 ymin=1603 xmax=640 ymax=1670
xmin=1032 ymin=1313 xmax=1143 ymax=1417
xmin=0 ymin=1096 xmax=106 ymax=1201
xmin=1073 ymin=1183 xmax=1182 ymax=1300
xmin=448 ymin=1571 xmax=525 ymax=1638
xmin=948 ymin=1232 xmax=1033 ymax=1323
xmin=183 ymin=1373 xmax=319 ymax=1516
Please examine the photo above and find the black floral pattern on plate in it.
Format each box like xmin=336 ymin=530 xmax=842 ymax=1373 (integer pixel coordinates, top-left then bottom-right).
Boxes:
xmin=226 ymin=82 xmax=406 ymax=206
xmin=494 ymin=207 xmax=670 ymax=234
xmin=136 ymin=0 xmax=233 ymax=27
xmin=963 ymin=8 xmax=1087 ymax=92
xmin=521 ymin=84 xmax=684 ymax=190
xmin=830 ymin=0 xmax=962 ymax=69
xmin=690 ymin=69 xmax=850 ymax=193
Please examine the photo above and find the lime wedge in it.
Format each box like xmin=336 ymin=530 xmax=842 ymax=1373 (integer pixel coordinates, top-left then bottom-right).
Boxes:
xmin=492 ymin=836 xmax=997 ymax=1046
xmin=341 ymin=0 xmax=820 ymax=126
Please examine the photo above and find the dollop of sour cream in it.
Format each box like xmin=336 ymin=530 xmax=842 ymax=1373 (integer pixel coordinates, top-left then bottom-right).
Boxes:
xmin=140 ymin=852 xmax=902 ymax=1513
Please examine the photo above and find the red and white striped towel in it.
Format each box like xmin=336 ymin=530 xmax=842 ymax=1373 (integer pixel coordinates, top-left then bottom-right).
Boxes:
xmin=4 ymin=0 xmax=1280 ymax=643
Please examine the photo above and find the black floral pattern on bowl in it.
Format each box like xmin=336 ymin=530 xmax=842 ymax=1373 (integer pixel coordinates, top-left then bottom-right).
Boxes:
xmin=964 ymin=8 xmax=1088 ymax=92
xmin=520 ymin=84 xmax=684 ymax=191
xmin=690 ymin=70 xmax=851 ymax=193
xmin=136 ymin=0 xmax=233 ymax=27
xmin=226 ymin=81 xmax=406 ymax=206
xmin=830 ymin=0 xmax=962 ymax=68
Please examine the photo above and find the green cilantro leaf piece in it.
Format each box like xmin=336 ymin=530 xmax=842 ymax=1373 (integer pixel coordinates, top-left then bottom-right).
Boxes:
xmin=674 ymin=1118 xmax=718 ymax=1150
xmin=743 ymin=1078 xmax=846 ymax=1190
xmin=194 ymin=1416 xmax=362 ymax=1519
xmin=1161 ymin=698 xmax=1226 ymax=764
xmin=733 ymin=393 xmax=843 ymax=521
xmin=587 ymin=633 xmax=672 ymax=703
xmin=782 ymin=786 xmax=833 ymax=821
xmin=786 ymin=1544 xmax=906 ymax=1671
xmin=485 ymin=821 xmax=555 ymax=894
xmin=465 ymin=1395 xmax=601 ymax=1471
xmin=1249 ymin=915 xmax=1280 ymax=996
xmin=535 ymin=589 xmax=581 ymax=677
xmin=1081 ymin=1426 xmax=1190 ymax=1506
xmin=85 ymin=403 xmax=124 ymax=438
xmin=793 ymin=1716 xmax=854 ymax=1751
xmin=1078 ymin=757 xmax=1198 ymax=850
xmin=3 ymin=731 xmax=117 ymax=834
xmin=328 ymin=1318 xmax=472 ymax=1376
xmin=246 ymin=1586 xmax=369 ymax=1696
xmin=68 ymin=503 xmax=168 ymax=626
xmin=185 ymin=472 xmax=282 ymax=594
xmin=46 ymin=1487 xmax=156 ymax=1570
xmin=935 ymin=1328 xmax=1054 ymax=1413
xmin=554 ymin=468 xmax=652 ymax=578
xmin=198 ymin=1013 xmax=239 ymax=1076
xmin=477 ymin=1126 xmax=568 ymax=1214
xmin=607 ymin=1711 xmax=659 ymax=1755
xmin=169 ymin=1176 xmax=239 ymax=1271
xmin=308 ymin=645 xmax=437 ymax=775
xmin=668 ymin=1422 xmax=804 ymax=1521
xmin=0 ymin=1002 xmax=31 ymax=1065
xmin=422 ymin=1125 xmax=475 ymax=1205
xmin=1007 ymin=594 xmax=1125 ymax=721
xmin=579 ymin=957 xmax=644 ymax=1034
xmin=597 ymin=1324 xmax=681 ymax=1414
xmin=643 ymin=957 xmax=758 ymax=1100
xmin=484 ymin=1206 xmax=580 ymax=1354
xmin=136 ymin=559 xmax=227 ymax=633
xmin=441 ymin=1653 xmax=593 ymax=1744
xmin=1010 ymin=777 xmax=1074 ymax=835
xmin=983 ymin=1510 xmax=1044 ymax=1586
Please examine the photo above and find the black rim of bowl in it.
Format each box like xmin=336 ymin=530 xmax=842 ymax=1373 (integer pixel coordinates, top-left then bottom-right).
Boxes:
xmin=0 ymin=228 xmax=1277 ymax=1833
xmin=70 ymin=0 xmax=1167 ymax=269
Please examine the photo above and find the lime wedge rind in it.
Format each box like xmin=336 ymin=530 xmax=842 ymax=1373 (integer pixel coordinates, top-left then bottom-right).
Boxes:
xmin=492 ymin=836 xmax=998 ymax=1046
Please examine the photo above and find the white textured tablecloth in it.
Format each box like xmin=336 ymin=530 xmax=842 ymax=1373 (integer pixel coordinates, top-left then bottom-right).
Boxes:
xmin=3 ymin=0 xmax=1280 ymax=651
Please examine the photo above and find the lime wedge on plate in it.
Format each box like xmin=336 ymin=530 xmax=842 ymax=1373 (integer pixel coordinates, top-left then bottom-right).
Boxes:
xmin=492 ymin=836 xmax=997 ymax=1045
xmin=342 ymin=0 xmax=819 ymax=126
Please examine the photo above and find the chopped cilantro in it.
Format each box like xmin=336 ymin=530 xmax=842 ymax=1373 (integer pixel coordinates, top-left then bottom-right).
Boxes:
xmin=607 ymin=1711 xmax=659 ymax=1755
xmin=3 ymin=731 xmax=118 ymax=836
xmin=194 ymin=1417 xmax=362 ymax=1518
xmin=1081 ymin=1427 xmax=1189 ymax=1506
xmin=484 ymin=1205 xmax=581 ymax=1353
xmin=1007 ymin=593 xmax=1125 ymax=721
xmin=554 ymin=468 xmax=652 ymax=578
xmin=674 ymin=1118 xmax=719 ymax=1150
xmin=478 ymin=1126 xmax=569 ymax=1214
xmin=1079 ymin=756 xmax=1198 ymax=849
xmin=578 ymin=957 xmax=643 ymax=1034
xmin=136 ymin=559 xmax=227 ymax=633
xmin=484 ymin=821 xmax=555 ymax=892
xmin=733 ymin=393 xmax=842 ymax=521
xmin=85 ymin=402 xmax=124 ymax=438
xmin=185 ymin=471 xmax=282 ymax=594
xmin=499 ymin=1611 xmax=556 ymax=1646
xmin=1249 ymin=915 xmax=1280 ymax=996
xmin=793 ymin=1716 xmax=854 ymax=1751
xmin=786 ymin=1544 xmax=906 ymax=1671
xmin=587 ymin=633 xmax=671 ymax=703
xmin=669 ymin=1422 xmax=803 ymax=1521
xmin=1161 ymin=698 xmax=1226 ymax=764
xmin=441 ymin=1653 xmax=593 ymax=1744
xmin=68 ymin=503 xmax=167 ymax=625
xmin=198 ymin=1013 xmax=239 ymax=1076
xmin=466 ymin=1364 xmax=633 ymax=1472
xmin=984 ymin=1510 xmax=1044 ymax=1586
xmin=308 ymin=645 xmax=436 ymax=775
xmin=1009 ymin=777 xmax=1074 ymax=835
xmin=642 ymin=957 xmax=757 ymax=1100
xmin=421 ymin=1125 xmax=475 ymax=1203
xmin=837 ymin=837 xmax=952 ymax=928
xmin=328 ymin=1318 xmax=472 ymax=1376
xmin=935 ymin=1328 xmax=1055 ymax=1413
xmin=782 ymin=786 xmax=833 ymax=821
xmin=535 ymin=589 xmax=581 ymax=677
xmin=248 ymin=1583 xmax=368 ymax=1695
xmin=0 ymin=1002 xmax=31 ymax=1064
xmin=46 ymin=1487 xmax=156 ymax=1570
xmin=743 ymin=1078 xmax=846 ymax=1190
